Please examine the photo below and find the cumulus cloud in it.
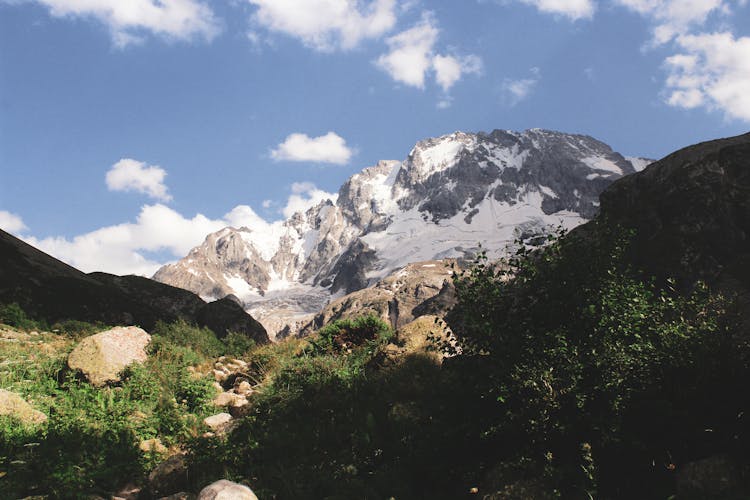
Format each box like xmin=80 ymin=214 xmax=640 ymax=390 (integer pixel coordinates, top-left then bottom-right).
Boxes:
xmin=376 ymin=16 xmax=438 ymax=88
xmin=516 ymin=0 xmax=595 ymax=20
xmin=0 ymin=211 xmax=28 ymax=234
xmin=282 ymin=182 xmax=337 ymax=218
xmin=270 ymin=132 xmax=354 ymax=165
xmin=22 ymin=180 xmax=338 ymax=276
xmin=24 ymin=204 xmax=232 ymax=276
xmin=22 ymin=0 xmax=221 ymax=47
xmin=376 ymin=15 xmax=482 ymax=91
xmin=615 ymin=0 xmax=727 ymax=45
xmin=246 ymin=0 xmax=397 ymax=51
xmin=106 ymin=158 xmax=172 ymax=201
xmin=664 ymin=31 xmax=750 ymax=121
xmin=501 ymin=67 xmax=540 ymax=105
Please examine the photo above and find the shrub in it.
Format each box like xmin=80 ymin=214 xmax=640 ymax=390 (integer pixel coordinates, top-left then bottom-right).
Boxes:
xmin=445 ymin=223 xmax=748 ymax=497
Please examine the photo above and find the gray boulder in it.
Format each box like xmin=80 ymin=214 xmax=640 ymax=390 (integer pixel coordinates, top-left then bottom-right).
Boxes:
xmin=67 ymin=326 xmax=150 ymax=386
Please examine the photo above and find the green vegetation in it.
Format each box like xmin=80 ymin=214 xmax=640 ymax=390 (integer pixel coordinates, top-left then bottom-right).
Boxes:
xmin=1 ymin=222 xmax=748 ymax=498
xmin=0 ymin=319 xmax=248 ymax=498
xmin=445 ymin=223 xmax=748 ymax=497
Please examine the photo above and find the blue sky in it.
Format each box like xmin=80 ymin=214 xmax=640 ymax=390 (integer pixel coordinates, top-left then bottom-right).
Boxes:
xmin=1 ymin=0 xmax=749 ymax=275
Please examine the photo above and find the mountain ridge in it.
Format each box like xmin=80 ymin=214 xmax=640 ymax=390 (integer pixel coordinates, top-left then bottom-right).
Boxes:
xmin=154 ymin=128 xmax=650 ymax=336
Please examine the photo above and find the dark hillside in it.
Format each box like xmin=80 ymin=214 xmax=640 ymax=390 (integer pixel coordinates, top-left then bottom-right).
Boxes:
xmin=0 ymin=229 xmax=268 ymax=342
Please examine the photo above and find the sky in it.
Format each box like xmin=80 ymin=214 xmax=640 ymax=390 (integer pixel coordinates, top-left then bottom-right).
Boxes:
xmin=1 ymin=0 xmax=749 ymax=276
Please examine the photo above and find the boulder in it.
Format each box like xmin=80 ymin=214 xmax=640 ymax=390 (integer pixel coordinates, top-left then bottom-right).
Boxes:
xmin=0 ymin=389 xmax=47 ymax=424
xmin=67 ymin=326 xmax=150 ymax=386
xmin=204 ymin=413 xmax=233 ymax=431
xmin=197 ymin=480 xmax=258 ymax=500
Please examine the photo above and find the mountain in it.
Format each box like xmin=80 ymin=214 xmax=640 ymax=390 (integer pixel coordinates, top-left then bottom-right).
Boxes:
xmin=0 ymin=229 xmax=269 ymax=343
xmin=154 ymin=128 xmax=650 ymax=336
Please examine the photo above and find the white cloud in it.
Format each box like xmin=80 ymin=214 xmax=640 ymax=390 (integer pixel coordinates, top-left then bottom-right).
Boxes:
xmin=664 ymin=31 xmax=750 ymax=121
xmin=501 ymin=67 xmax=540 ymax=105
xmin=22 ymin=181 xmax=338 ymax=276
xmin=615 ymin=0 xmax=728 ymax=45
xmin=0 ymin=211 xmax=28 ymax=234
xmin=247 ymin=0 xmax=397 ymax=51
xmin=516 ymin=0 xmax=595 ymax=20
xmin=25 ymin=0 xmax=221 ymax=47
xmin=282 ymin=182 xmax=337 ymax=218
xmin=376 ymin=15 xmax=438 ymax=88
xmin=270 ymin=132 xmax=354 ymax=165
xmin=24 ymin=204 xmax=233 ymax=276
xmin=433 ymin=54 xmax=482 ymax=92
xmin=376 ymin=15 xmax=482 ymax=91
xmin=106 ymin=158 xmax=172 ymax=201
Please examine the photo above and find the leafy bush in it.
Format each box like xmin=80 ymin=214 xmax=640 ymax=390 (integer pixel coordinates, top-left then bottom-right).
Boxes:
xmin=446 ymin=223 xmax=748 ymax=497
xmin=0 ymin=302 xmax=46 ymax=331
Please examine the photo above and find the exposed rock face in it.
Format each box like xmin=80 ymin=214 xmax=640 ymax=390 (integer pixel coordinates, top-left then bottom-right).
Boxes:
xmin=0 ymin=389 xmax=47 ymax=424
xmin=0 ymin=229 xmax=270 ymax=344
xmin=291 ymin=260 xmax=456 ymax=338
xmin=197 ymin=480 xmax=258 ymax=500
xmin=154 ymin=129 xmax=647 ymax=335
xmin=67 ymin=326 xmax=150 ymax=386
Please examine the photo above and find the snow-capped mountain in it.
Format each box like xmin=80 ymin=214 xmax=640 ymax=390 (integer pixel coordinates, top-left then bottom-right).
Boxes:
xmin=154 ymin=129 xmax=650 ymax=336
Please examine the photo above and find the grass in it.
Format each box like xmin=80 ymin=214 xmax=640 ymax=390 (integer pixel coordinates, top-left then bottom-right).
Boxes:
xmin=0 ymin=315 xmax=257 ymax=498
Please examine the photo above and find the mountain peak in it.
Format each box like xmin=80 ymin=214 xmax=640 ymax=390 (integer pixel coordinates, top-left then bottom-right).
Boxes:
xmin=154 ymin=128 xmax=649 ymax=337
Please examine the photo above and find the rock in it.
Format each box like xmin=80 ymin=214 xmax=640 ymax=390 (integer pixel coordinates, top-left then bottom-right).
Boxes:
xmin=139 ymin=438 xmax=168 ymax=454
xmin=228 ymin=398 xmax=251 ymax=418
xmin=147 ymin=454 xmax=189 ymax=498
xmin=67 ymin=326 xmax=150 ymax=386
xmin=197 ymin=479 xmax=258 ymax=500
xmin=234 ymin=380 xmax=253 ymax=396
xmin=204 ymin=413 xmax=233 ymax=431
xmin=213 ymin=391 xmax=244 ymax=407
xmin=0 ymin=389 xmax=47 ymax=424
xmin=675 ymin=455 xmax=741 ymax=499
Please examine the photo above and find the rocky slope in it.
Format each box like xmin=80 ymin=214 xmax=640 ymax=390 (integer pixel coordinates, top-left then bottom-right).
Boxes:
xmin=154 ymin=128 xmax=650 ymax=336
xmin=592 ymin=131 xmax=750 ymax=334
xmin=0 ymin=229 xmax=269 ymax=343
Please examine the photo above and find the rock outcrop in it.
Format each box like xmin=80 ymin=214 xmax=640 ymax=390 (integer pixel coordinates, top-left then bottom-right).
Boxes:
xmin=67 ymin=326 xmax=150 ymax=386
xmin=594 ymin=131 xmax=750 ymax=333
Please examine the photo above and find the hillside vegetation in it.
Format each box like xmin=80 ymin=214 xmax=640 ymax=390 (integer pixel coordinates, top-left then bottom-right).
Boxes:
xmin=3 ymin=216 xmax=745 ymax=498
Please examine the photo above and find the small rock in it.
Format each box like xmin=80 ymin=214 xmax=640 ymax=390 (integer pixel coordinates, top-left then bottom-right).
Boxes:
xmin=197 ymin=479 xmax=258 ymax=500
xmin=228 ymin=398 xmax=251 ymax=418
xmin=234 ymin=380 xmax=253 ymax=396
xmin=0 ymin=389 xmax=47 ymax=424
xmin=67 ymin=326 xmax=150 ymax=386
xmin=213 ymin=392 xmax=241 ymax=407
xmin=139 ymin=438 xmax=168 ymax=454
xmin=212 ymin=369 xmax=228 ymax=382
xmin=203 ymin=413 xmax=233 ymax=430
